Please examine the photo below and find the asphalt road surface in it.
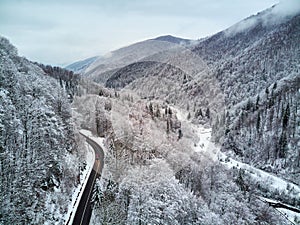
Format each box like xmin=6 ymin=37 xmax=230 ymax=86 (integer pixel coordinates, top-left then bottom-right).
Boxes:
xmin=72 ymin=136 xmax=104 ymax=225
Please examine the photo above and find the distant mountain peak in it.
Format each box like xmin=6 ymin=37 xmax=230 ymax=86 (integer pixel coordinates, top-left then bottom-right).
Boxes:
xmin=65 ymin=56 xmax=98 ymax=73
xmin=152 ymin=35 xmax=191 ymax=44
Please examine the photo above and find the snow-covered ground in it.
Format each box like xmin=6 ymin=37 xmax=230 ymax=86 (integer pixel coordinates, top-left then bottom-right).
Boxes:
xmin=258 ymin=197 xmax=300 ymax=224
xmin=218 ymin=152 xmax=300 ymax=199
xmin=175 ymin=107 xmax=300 ymax=197
xmin=64 ymin=139 xmax=95 ymax=225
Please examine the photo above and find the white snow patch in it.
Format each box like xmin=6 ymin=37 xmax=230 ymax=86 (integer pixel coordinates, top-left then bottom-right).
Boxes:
xmin=259 ymin=197 xmax=300 ymax=224
xmin=218 ymin=152 xmax=300 ymax=199
xmin=277 ymin=208 xmax=300 ymax=224
xmin=173 ymin=107 xmax=219 ymax=161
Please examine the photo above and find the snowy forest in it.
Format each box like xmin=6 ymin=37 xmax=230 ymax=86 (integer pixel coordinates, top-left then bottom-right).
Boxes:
xmin=1 ymin=2 xmax=300 ymax=225
xmin=0 ymin=36 xmax=85 ymax=224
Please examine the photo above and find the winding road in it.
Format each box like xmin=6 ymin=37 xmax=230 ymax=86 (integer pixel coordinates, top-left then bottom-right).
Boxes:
xmin=72 ymin=135 xmax=104 ymax=225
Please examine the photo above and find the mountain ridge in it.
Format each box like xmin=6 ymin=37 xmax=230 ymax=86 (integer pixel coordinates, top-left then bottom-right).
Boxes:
xmin=66 ymin=56 xmax=98 ymax=73
xmin=151 ymin=35 xmax=192 ymax=44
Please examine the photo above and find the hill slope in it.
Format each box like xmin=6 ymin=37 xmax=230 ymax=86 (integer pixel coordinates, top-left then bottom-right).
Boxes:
xmin=151 ymin=34 xmax=191 ymax=44
xmin=82 ymin=36 xmax=192 ymax=83
xmin=66 ymin=56 xmax=98 ymax=74
xmin=0 ymin=36 xmax=80 ymax=224
xmin=191 ymin=4 xmax=300 ymax=183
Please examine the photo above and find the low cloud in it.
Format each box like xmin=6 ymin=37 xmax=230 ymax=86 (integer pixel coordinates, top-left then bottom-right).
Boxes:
xmin=224 ymin=0 xmax=299 ymax=37
xmin=224 ymin=18 xmax=258 ymax=36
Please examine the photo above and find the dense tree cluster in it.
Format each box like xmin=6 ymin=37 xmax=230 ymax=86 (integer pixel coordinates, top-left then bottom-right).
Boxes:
xmin=35 ymin=63 xmax=81 ymax=101
xmin=223 ymin=76 xmax=300 ymax=184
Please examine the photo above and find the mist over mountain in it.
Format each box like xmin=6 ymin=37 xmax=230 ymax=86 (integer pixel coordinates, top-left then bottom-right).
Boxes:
xmin=191 ymin=3 xmax=300 ymax=183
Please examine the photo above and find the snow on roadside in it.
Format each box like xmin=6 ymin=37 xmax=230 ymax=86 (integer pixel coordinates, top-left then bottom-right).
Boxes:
xmin=79 ymin=129 xmax=107 ymax=225
xmin=64 ymin=140 xmax=95 ymax=225
xmin=80 ymin=129 xmax=106 ymax=154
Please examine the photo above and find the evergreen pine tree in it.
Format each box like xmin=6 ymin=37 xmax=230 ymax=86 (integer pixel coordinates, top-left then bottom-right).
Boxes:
xmin=166 ymin=119 xmax=170 ymax=134
xmin=149 ymin=102 xmax=154 ymax=116
xmin=206 ymin=107 xmax=210 ymax=119
xmin=155 ymin=107 xmax=161 ymax=118
xmin=187 ymin=112 xmax=191 ymax=120
xmin=255 ymin=95 xmax=260 ymax=110
xmin=278 ymin=131 xmax=287 ymax=158
xmin=265 ymin=87 xmax=269 ymax=97
xmin=256 ymin=112 xmax=261 ymax=133
xmin=282 ymin=103 xmax=290 ymax=130
xmin=178 ymin=129 xmax=183 ymax=140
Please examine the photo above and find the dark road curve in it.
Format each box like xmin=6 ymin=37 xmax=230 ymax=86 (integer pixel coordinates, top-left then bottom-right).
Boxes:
xmin=72 ymin=134 xmax=104 ymax=225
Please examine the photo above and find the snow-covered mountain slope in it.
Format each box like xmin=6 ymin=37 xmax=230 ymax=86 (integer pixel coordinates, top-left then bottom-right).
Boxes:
xmin=0 ymin=36 xmax=82 ymax=224
xmin=142 ymin=45 xmax=208 ymax=77
xmin=65 ymin=56 xmax=98 ymax=74
xmin=222 ymin=72 xmax=300 ymax=184
xmin=176 ymin=106 xmax=300 ymax=204
xmin=92 ymin=39 xmax=224 ymax=121
xmin=105 ymin=61 xmax=188 ymax=89
xmin=83 ymin=36 xmax=192 ymax=83
xmin=193 ymin=4 xmax=300 ymax=106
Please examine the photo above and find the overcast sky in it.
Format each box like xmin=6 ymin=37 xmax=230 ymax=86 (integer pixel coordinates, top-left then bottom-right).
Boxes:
xmin=0 ymin=0 xmax=280 ymax=66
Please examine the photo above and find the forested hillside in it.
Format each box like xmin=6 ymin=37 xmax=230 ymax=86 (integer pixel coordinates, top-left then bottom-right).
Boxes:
xmin=189 ymin=6 xmax=300 ymax=184
xmin=35 ymin=63 xmax=81 ymax=101
xmin=0 ymin=36 xmax=81 ymax=224
xmin=193 ymin=10 xmax=300 ymax=107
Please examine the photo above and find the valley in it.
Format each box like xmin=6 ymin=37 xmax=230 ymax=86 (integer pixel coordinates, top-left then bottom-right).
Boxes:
xmin=0 ymin=1 xmax=299 ymax=224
